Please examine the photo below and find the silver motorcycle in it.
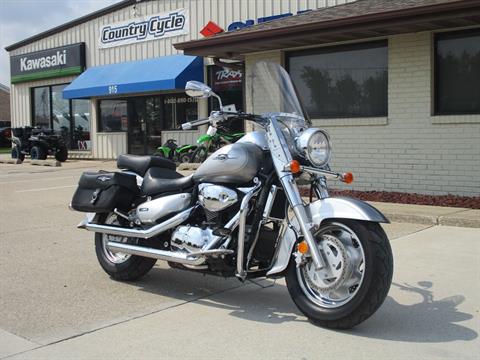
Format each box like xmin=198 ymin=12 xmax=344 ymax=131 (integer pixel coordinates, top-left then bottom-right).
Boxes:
xmin=71 ymin=62 xmax=393 ymax=329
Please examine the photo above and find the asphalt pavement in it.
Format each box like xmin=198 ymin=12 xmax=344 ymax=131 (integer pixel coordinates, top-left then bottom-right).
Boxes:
xmin=0 ymin=159 xmax=478 ymax=359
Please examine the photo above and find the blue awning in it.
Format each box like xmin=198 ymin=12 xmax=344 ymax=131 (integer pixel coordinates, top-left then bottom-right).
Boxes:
xmin=63 ymin=55 xmax=203 ymax=99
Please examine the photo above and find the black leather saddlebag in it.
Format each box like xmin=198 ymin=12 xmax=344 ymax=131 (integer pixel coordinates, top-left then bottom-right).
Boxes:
xmin=71 ymin=172 xmax=139 ymax=213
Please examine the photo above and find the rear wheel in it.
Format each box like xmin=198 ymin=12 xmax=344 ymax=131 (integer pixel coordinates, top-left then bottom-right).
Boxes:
xmin=285 ymin=220 xmax=393 ymax=329
xmin=11 ymin=145 xmax=25 ymax=161
xmin=94 ymin=213 xmax=156 ymax=281
xmin=30 ymin=145 xmax=47 ymax=160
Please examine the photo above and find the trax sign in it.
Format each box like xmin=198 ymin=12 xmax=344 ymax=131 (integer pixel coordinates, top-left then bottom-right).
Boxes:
xmin=10 ymin=43 xmax=85 ymax=84
xmin=99 ymin=8 xmax=189 ymax=49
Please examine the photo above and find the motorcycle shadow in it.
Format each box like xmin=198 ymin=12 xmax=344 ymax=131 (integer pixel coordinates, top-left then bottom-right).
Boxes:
xmin=349 ymin=281 xmax=478 ymax=343
xmin=137 ymin=266 xmax=306 ymax=325
xmin=137 ymin=269 xmax=477 ymax=341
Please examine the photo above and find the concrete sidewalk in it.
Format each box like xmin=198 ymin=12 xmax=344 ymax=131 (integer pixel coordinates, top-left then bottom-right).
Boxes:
xmin=370 ymin=202 xmax=480 ymax=228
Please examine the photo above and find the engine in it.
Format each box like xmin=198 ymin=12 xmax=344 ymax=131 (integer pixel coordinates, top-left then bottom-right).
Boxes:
xmin=170 ymin=184 xmax=238 ymax=253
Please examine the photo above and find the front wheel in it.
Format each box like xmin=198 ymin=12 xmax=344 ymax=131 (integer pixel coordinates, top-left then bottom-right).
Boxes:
xmin=285 ymin=220 xmax=393 ymax=329
xmin=190 ymin=146 xmax=208 ymax=163
xmin=55 ymin=146 xmax=68 ymax=162
xmin=94 ymin=213 xmax=156 ymax=281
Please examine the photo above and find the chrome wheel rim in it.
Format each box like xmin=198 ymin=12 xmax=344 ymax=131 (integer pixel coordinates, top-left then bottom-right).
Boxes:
xmin=101 ymin=214 xmax=134 ymax=264
xmin=296 ymin=222 xmax=366 ymax=309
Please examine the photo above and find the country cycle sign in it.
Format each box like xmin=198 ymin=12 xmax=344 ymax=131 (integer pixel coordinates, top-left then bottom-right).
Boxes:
xmin=99 ymin=8 xmax=189 ymax=49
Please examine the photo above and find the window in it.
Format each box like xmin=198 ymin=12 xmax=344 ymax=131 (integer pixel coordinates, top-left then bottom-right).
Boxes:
xmin=72 ymin=99 xmax=91 ymax=150
xmin=435 ymin=29 xmax=480 ymax=115
xmin=98 ymin=100 xmax=128 ymax=132
xmin=288 ymin=41 xmax=388 ymax=118
xmin=163 ymin=94 xmax=198 ymax=130
xmin=208 ymin=65 xmax=244 ymax=132
xmin=33 ymin=87 xmax=50 ymax=127
xmin=31 ymin=84 xmax=91 ymax=150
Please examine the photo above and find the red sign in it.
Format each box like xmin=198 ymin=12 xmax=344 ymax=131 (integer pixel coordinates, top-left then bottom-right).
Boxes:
xmin=200 ymin=21 xmax=224 ymax=37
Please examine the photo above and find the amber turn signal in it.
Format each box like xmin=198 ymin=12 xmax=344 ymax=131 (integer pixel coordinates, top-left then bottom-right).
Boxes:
xmin=298 ymin=241 xmax=309 ymax=254
xmin=290 ymin=160 xmax=301 ymax=174
xmin=342 ymin=172 xmax=354 ymax=184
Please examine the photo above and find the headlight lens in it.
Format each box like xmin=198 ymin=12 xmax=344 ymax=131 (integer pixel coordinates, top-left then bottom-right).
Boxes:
xmin=295 ymin=128 xmax=331 ymax=167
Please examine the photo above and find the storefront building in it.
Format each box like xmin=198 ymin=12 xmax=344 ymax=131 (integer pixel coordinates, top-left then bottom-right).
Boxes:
xmin=6 ymin=0 xmax=353 ymax=159
xmin=175 ymin=0 xmax=480 ymax=197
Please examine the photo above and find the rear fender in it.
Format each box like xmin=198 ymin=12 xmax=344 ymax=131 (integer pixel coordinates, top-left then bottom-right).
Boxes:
xmin=266 ymin=197 xmax=389 ymax=276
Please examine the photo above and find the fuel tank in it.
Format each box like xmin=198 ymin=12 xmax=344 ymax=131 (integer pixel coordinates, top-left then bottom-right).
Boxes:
xmin=193 ymin=142 xmax=264 ymax=184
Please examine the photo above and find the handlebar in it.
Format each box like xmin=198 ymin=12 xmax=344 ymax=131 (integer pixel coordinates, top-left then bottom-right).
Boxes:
xmin=181 ymin=112 xmax=261 ymax=130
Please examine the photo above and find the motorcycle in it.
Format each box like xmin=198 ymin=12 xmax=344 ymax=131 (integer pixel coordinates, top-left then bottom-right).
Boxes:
xmin=154 ymin=138 xmax=196 ymax=164
xmin=70 ymin=62 xmax=393 ymax=329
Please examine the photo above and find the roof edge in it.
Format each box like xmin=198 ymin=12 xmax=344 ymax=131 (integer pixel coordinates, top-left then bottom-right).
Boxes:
xmin=174 ymin=0 xmax=478 ymax=52
xmin=5 ymin=0 xmax=136 ymax=52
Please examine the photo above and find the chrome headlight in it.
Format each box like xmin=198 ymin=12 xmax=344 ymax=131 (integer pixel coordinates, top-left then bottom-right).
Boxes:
xmin=295 ymin=128 xmax=331 ymax=167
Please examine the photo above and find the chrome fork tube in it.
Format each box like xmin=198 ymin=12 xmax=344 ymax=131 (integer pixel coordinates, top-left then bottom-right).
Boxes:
xmin=236 ymin=181 xmax=261 ymax=280
xmin=279 ymin=174 xmax=326 ymax=270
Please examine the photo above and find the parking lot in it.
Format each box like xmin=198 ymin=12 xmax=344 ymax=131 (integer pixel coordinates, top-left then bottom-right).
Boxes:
xmin=0 ymin=159 xmax=479 ymax=359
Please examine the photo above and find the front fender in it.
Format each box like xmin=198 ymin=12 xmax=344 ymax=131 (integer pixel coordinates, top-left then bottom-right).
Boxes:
xmin=266 ymin=197 xmax=389 ymax=276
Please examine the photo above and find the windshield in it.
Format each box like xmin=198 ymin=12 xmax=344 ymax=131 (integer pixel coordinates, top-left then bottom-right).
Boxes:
xmin=247 ymin=62 xmax=309 ymax=127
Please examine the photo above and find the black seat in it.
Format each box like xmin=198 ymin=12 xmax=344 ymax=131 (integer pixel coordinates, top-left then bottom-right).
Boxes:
xmin=117 ymin=154 xmax=175 ymax=177
xmin=141 ymin=167 xmax=194 ymax=196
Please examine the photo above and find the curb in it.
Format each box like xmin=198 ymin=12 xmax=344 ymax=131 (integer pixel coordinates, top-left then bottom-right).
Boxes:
xmin=30 ymin=160 xmax=61 ymax=167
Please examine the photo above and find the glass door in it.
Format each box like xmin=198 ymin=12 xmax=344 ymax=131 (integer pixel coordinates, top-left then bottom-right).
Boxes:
xmin=128 ymin=97 xmax=147 ymax=155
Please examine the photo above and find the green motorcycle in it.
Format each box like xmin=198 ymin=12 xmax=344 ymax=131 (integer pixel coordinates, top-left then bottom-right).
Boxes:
xmin=190 ymin=126 xmax=244 ymax=163
xmin=154 ymin=139 xmax=196 ymax=163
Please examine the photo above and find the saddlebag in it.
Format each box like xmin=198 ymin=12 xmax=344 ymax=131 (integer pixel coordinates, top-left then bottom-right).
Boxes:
xmin=71 ymin=171 xmax=139 ymax=213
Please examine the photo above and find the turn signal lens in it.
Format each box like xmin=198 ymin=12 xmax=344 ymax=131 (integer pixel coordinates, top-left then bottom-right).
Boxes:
xmin=342 ymin=172 xmax=354 ymax=184
xmin=298 ymin=241 xmax=309 ymax=254
xmin=290 ymin=160 xmax=301 ymax=174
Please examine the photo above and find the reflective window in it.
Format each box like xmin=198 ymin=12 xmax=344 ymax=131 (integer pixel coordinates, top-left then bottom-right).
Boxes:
xmin=435 ymin=29 xmax=480 ymax=115
xmin=98 ymin=100 xmax=128 ymax=132
xmin=72 ymin=99 xmax=91 ymax=150
xmin=31 ymin=84 xmax=91 ymax=150
xmin=288 ymin=41 xmax=388 ymax=118
xmin=51 ymin=84 xmax=71 ymax=146
xmin=33 ymin=87 xmax=50 ymax=128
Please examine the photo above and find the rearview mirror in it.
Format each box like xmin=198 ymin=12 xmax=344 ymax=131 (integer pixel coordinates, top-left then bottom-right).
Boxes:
xmin=185 ymin=81 xmax=212 ymax=98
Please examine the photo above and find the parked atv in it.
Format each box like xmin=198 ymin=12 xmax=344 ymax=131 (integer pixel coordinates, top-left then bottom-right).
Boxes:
xmin=154 ymin=139 xmax=196 ymax=163
xmin=190 ymin=126 xmax=244 ymax=163
xmin=11 ymin=127 xmax=68 ymax=162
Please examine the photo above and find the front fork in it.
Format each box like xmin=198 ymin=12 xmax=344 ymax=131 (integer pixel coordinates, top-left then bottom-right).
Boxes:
xmin=279 ymin=173 xmax=327 ymax=270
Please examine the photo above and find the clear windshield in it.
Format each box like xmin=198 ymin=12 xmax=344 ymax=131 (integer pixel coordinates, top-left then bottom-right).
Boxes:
xmin=247 ymin=61 xmax=309 ymax=128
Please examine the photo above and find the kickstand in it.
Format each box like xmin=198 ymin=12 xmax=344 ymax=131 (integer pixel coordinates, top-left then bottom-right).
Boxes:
xmin=247 ymin=278 xmax=276 ymax=289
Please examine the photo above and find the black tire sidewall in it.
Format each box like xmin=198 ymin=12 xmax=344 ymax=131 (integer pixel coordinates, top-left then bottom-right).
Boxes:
xmin=55 ymin=147 xmax=68 ymax=162
xmin=285 ymin=219 xmax=390 ymax=324
xmin=30 ymin=146 xmax=47 ymax=160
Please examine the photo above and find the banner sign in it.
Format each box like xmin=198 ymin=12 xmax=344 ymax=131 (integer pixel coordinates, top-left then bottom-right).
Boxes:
xmin=212 ymin=66 xmax=242 ymax=91
xmin=10 ymin=43 xmax=85 ymax=84
xmin=227 ymin=9 xmax=310 ymax=32
xmin=99 ymin=8 xmax=189 ymax=49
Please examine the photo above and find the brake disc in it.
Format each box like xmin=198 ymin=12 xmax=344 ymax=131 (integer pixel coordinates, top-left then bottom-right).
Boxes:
xmin=301 ymin=234 xmax=351 ymax=292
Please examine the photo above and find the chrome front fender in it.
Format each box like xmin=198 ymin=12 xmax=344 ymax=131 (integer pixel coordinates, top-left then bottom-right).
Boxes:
xmin=266 ymin=197 xmax=389 ymax=276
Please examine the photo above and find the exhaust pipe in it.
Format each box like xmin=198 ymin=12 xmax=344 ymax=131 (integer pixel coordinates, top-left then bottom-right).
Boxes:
xmin=78 ymin=207 xmax=193 ymax=239
xmin=106 ymin=242 xmax=233 ymax=266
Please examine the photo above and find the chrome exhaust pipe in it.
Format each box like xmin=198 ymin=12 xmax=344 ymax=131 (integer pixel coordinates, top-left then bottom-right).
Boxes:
xmin=78 ymin=207 xmax=193 ymax=239
xmin=106 ymin=242 xmax=233 ymax=266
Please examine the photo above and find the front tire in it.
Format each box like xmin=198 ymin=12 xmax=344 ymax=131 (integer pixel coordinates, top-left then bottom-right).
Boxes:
xmin=190 ymin=145 xmax=208 ymax=163
xmin=94 ymin=213 xmax=156 ymax=281
xmin=55 ymin=146 xmax=68 ymax=162
xmin=285 ymin=220 xmax=393 ymax=329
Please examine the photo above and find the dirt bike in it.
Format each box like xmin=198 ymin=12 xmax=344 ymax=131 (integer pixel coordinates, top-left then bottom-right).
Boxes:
xmin=189 ymin=126 xmax=244 ymax=163
xmin=70 ymin=62 xmax=393 ymax=329
xmin=154 ymin=139 xmax=196 ymax=163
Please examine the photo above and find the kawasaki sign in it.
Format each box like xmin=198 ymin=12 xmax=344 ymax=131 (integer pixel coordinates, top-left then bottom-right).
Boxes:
xmin=10 ymin=43 xmax=85 ymax=84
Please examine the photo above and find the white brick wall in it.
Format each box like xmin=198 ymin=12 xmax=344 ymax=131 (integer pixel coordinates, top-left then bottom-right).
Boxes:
xmin=245 ymin=31 xmax=480 ymax=196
